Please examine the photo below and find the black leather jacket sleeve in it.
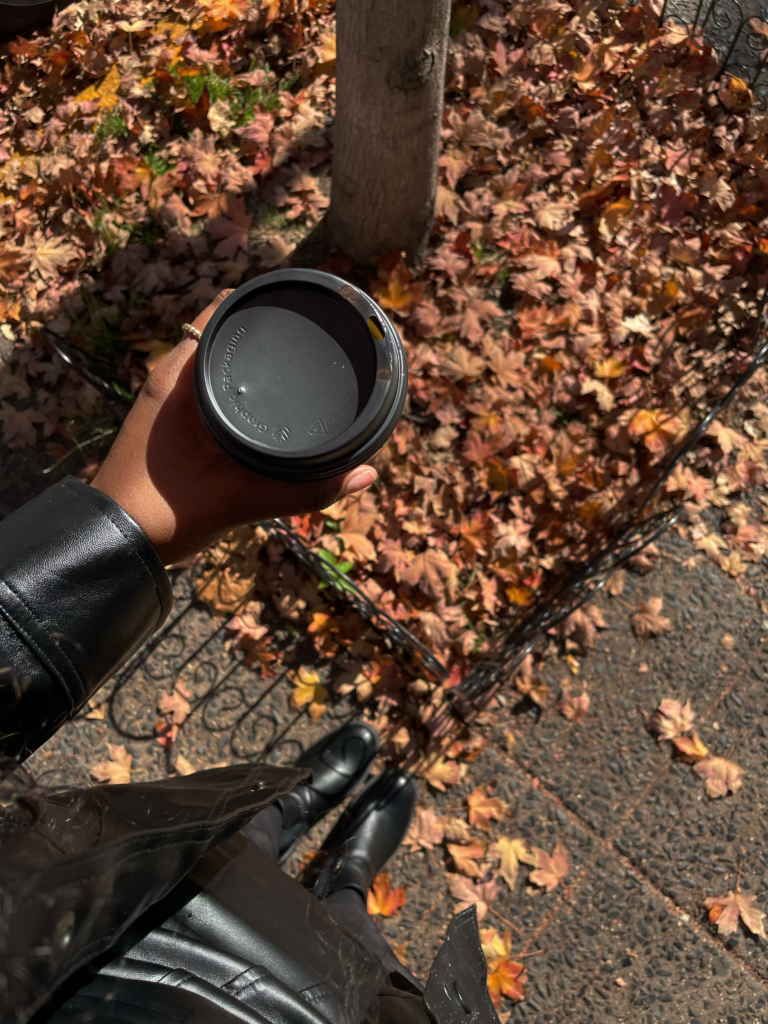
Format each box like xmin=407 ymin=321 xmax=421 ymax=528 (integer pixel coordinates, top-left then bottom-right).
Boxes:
xmin=0 ymin=476 xmax=173 ymax=760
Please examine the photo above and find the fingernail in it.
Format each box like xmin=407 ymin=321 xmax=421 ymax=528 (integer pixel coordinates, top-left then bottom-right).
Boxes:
xmin=343 ymin=468 xmax=377 ymax=495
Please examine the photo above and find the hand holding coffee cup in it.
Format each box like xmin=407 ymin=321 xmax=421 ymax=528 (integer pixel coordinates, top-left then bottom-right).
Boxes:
xmin=92 ymin=273 xmax=405 ymax=565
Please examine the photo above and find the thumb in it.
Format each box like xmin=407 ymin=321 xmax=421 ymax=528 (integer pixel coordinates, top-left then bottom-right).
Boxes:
xmin=338 ymin=465 xmax=378 ymax=498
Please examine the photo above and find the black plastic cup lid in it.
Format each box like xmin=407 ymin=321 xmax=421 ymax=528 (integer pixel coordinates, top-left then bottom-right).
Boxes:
xmin=194 ymin=268 xmax=408 ymax=481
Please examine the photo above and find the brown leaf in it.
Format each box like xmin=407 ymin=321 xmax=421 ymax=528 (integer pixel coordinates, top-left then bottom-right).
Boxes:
xmin=196 ymin=569 xmax=253 ymax=614
xmin=405 ymin=808 xmax=444 ymax=851
xmin=448 ymin=839 xmax=487 ymax=878
xmin=443 ymin=816 xmax=473 ymax=842
xmin=694 ymin=756 xmax=743 ymax=798
xmin=91 ymin=744 xmax=132 ymax=785
xmin=607 ymin=569 xmax=626 ymax=596
xmin=704 ymin=891 xmax=766 ymax=938
xmin=442 ymin=345 xmax=485 ymax=382
xmin=401 ymin=548 xmax=459 ymax=600
xmin=158 ymin=686 xmax=192 ymax=726
xmin=467 ymin=786 xmax=508 ymax=833
xmin=447 ymin=875 xmax=498 ymax=921
xmin=529 ymin=841 xmax=569 ymax=892
xmin=631 ymin=597 xmax=672 ymax=640
xmin=173 ymin=753 xmax=196 ymax=776
xmin=652 ymin=697 xmax=695 ymax=741
xmin=559 ymin=686 xmax=590 ymax=722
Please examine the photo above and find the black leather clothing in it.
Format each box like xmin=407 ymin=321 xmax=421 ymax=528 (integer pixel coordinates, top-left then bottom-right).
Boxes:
xmin=0 ymin=478 xmax=499 ymax=1024
xmin=0 ymin=477 xmax=172 ymax=761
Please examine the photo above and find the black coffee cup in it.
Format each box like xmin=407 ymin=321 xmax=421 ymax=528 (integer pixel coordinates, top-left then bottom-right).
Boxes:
xmin=194 ymin=269 xmax=408 ymax=482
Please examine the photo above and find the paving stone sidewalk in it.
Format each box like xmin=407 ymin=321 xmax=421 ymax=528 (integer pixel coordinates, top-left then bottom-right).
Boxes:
xmin=379 ymin=530 xmax=768 ymax=1024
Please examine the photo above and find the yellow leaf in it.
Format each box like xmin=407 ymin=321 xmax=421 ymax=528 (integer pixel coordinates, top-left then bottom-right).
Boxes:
xmin=488 ymin=836 xmax=534 ymax=889
xmin=289 ymin=665 xmax=328 ymax=714
xmin=75 ymin=64 xmax=122 ymax=111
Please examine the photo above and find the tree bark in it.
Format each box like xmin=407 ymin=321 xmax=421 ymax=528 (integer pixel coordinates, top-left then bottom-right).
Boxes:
xmin=327 ymin=0 xmax=451 ymax=266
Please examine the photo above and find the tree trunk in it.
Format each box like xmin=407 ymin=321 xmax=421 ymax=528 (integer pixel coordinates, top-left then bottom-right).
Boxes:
xmin=327 ymin=0 xmax=451 ymax=266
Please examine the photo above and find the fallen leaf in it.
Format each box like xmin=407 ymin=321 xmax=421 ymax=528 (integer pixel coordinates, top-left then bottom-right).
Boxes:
xmin=447 ymin=875 xmax=498 ymax=920
xmin=631 ymin=597 xmax=672 ymax=640
xmin=196 ymin=569 xmax=253 ymax=613
xmin=207 ymin=197 xmax=252 ymax=257
xmin=529 ymin=841 xmax=569 ymax=892
xmin=705 ymin=890 xmax=766 ymax=938
xmin=256 ymin=234 xmax=296 ymax=268
xmin=607 ymin=569 xmax=626 ymax=596
xmin=559 ymin=686 xmax=590 ymax=722
xmin=289 ymin=666 xmax=328 ymax=720
xmin=653 ymin=697 xmax=695 ymax=741
xmin=673 ymin=731 xmax=709 ymax=763
xmin=480 ymin=927 xmax=528 ymax=1006
xmin=158 ymin=686 xmax=192 ymax=725
xmin=467 ymin=786 xmax=508 ymax=833
xmin=174 ymin=753 xmax=196 ymax=775
xmin=695 ymin=533 xmax=728 ymax=563
xmin=405 ymin=808 xmax=445 ymax=851
xmin=24 ymin=235 xmax=82 ymax=278
xmin=91 ymin=744 xmax=132 ymax=784
xmin=367 ymin=871 xmax=406 ymax=917
xmin=448 ymin=839 xmax=488 ymax=878
xmin=488 ymin=837 xmax=535 ymax=889
xmin=421 ymin=756 xmax=464 ymax=791
xmin=393 ymin=942 xmax=410 ymax=968
xmin=443 ymin=816 xmax=473 ymax=842
xmin=84 ymin=698 xmax=105 ymax=720
xmin=694 ymin=756 xmax=742 ymax=798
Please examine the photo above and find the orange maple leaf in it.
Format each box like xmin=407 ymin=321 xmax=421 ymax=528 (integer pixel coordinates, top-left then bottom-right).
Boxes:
xmin=481 ymin=928 xmax=527 ymax=1006
xmin=367 ymin=872 xmax=406 ymax=917
xmin=628 ymin=408 xmax=679 ymax=455
xmin=673 ymin=731 xmax=709 ymax=762
xmin=372 ymin=258 xmax=423 ymax=315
